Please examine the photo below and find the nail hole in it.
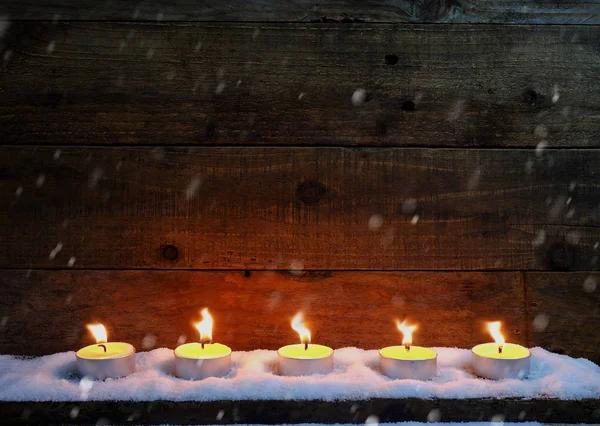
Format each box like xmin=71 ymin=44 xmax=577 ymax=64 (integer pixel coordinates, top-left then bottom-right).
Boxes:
xmin=244 ymin=270 xmax=251 ymax=278
xmin=162 ymin=245 xmax=179 ymax=261
xmin=384 ymin=54 xmax=399 ymax=65
xmin=522 ymin=89 xmax=538 ymax=105
xmin=401 ymin=100 xmax=415 ymax=112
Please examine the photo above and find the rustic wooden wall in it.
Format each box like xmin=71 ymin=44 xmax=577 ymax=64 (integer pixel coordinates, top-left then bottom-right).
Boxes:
xmin=0 ymin=1 xmax=599 ymax=363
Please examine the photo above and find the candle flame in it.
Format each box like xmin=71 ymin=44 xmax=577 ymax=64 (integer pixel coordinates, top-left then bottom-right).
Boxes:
xmin=487 ymin=321 xmax=505 ymax=346
xmin=87 ymin=324 xmax=107 ymax=344
xmin=291 ymin=312 xmax=311 ymax=345
xmin=194 ymin=308 xmax=213 ymax=343
xmin=396 ymin=320 xmax=417 ymax=347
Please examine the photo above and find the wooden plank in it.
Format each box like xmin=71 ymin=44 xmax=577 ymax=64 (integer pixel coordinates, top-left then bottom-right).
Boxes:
xmin=2 ymin=399 xmax=600 ymax=425
xmin=1 ymin=146 xmax=599 ymax=270
xmin=1 ymin=1 xmax=600 ymax=24
xmin=526 ymin=272 xmax=600 ymax=364
xmin=0 ymin=270 xmax=526 ymax=355
xmin=1 ymin=22 xmax=600 ymax=147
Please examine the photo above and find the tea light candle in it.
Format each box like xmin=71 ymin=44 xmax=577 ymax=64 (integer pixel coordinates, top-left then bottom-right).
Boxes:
xmin=379 ymin=320 xmax=437 ymax=380
xmin=174 ymin=308 xmax=232 ymax=380
xmin=472 ymin=321 xmax=530 ymax=380
xmin=76 ymin=324 xmax=136 ymax=380
xmin=278 ymin=312 xmax=333 ymax=376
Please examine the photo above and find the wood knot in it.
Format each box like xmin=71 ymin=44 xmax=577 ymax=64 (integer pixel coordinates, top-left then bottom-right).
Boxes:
xmin=544 ymin=242 xmax=576 ymax=271
xmin=162 ymin=244 xmax=179 ymax=261
xmin=296 ymin=180 xmax=327 ymax=205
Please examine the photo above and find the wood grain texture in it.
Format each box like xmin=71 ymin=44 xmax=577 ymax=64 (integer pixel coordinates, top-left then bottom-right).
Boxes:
xmin=2 ymin=146 xmax=599 ymax=270
xmin=0 ymin=270 xmax=526 ymax=355
xmin=1 ymin=22 xmax=600 ymax=147
xmin=3 ymin=398 xmax=600 ymax=425
xmin=1 ymin=1 xmax=600 ymax=23
xmin=526 ymin=272 xmax=600 ymax=364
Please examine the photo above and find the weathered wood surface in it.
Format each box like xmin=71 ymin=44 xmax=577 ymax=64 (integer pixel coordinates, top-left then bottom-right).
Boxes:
xmin=526 ymin=272 xmax=600 ymax=363
xmin=3 ymin=398 xmax=600 ymax=425
xmin=1 ymin=0 xmax=600 ymax=24
xmin=0 ymin=270 xmax=526 ymax=355
xmin=1 ymin=23 xmax=600 ymax=147
xmin=1 ymin=146 xmax=599 ymax=270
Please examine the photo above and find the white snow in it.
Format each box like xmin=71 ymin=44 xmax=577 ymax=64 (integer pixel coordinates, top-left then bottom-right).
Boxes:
xmin=162 ymin=424 xmax=578 ymax=426
xmin=0 ymin=347 xmax=598 ymax=402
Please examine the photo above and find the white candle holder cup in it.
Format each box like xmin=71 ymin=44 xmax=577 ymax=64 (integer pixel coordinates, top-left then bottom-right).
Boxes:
xmin=379 ymin=346 xmax=438 ymax=380
xmin=278 ymin=344 xmax=334 ymax=376
xmin=174 ymin=343 xmax=232 ymax=380
xmin=76 ymin=345 xmax=136 ymax=380
xmin=471 ymin=343 xmax=531 ymax=380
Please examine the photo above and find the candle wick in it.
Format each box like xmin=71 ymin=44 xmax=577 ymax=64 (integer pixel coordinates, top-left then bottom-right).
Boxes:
xmin=498 ymin=345 xmax=503 ymax=354
xmin=405 ymin=345 xmax=410 ymax=351
xmin=304 ymin=342 xmax=308 ymax=351
xmin=98 ymin=344 xmax=107 ymax=353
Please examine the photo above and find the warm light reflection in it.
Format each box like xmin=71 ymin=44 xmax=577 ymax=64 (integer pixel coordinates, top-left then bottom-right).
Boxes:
xmin=396 ymin=320 xmax=417 ymax=349
xmin=291 ymin=312 xmax=311 ymax=345
xmin=194 ymin=308 xmax=213 ymax=343
xmin=87 ymin=323 xmax=108 ymax=343
xmin=487 ymin=321 xmax=505 ymax=353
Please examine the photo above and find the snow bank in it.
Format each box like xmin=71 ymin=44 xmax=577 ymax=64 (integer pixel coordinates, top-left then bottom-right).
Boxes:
xmin=0 ymin=347 xmax=598 ymax=402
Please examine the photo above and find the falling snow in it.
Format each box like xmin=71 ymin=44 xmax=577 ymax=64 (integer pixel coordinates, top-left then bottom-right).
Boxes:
xmin=532 ymin=314 xmax=549 ymax=332
xmin=185 ymin=176 xmax=202 ymax=200
xmin=427 ymin=409 xmax=441 ymax=422
xmin=48 ymin=242 xmax=63 ymax=260
xmin=289 ymin=260 xmax=304 ymax=275
xmin=88 ymin=167 xmax=103 ymax=189
xmin=35 ymin=174 xmax=46 ymax=188
xmin=368 ymin=215 xmax=383 ymax=231
xmin=535 ymin=141 xmax=547 ymax=157
xmin=583 ymin=276 xmax=597 ymax=293
xmin=531 ymin=230 xmax=546 ymax=247
xmin=351 ymin=89 xmax=367 ymax=106
xmin=142 ymin=334 xmax=158 ymax=350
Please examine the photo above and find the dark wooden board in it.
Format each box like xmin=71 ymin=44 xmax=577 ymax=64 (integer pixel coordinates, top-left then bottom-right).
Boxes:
xmin=526 ymin=272 xmax=600 ymax=363
xmin=1 ymin=1 xmax=600 ymax=23
xmin=0 ymin=270 xmax=526 ymax=355
xmin=2 ymin=398 xmax=599 ymax=425
xmin=1 ymin=146 xmax=599 ymax=270
xmin=1 ymin=23 xmax=600 ymax=147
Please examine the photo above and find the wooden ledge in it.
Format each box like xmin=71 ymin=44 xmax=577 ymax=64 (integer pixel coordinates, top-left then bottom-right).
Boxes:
xmin=2 ymin=398 xmax=599 ymax=425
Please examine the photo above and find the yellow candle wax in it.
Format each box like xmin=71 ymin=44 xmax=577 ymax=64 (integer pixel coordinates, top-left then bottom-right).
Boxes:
xmin=175 ymin=343 xmax=231 ymax=359
xmin=472 ymin=343 xmax=530 ymax=359
xmin=380 ymin=345 xmax=437 ymax=361
xmin=76 ymin=342 xmax=134 ymax=360
xmin=278 ymin=344 xmax=333 ymax=359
